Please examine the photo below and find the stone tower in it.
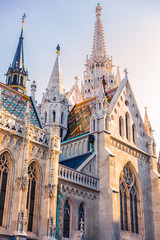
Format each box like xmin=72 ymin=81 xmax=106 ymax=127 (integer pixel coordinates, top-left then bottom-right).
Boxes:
xmin=39 ymin=45 xmax=69 ymax=140
xmin=82 ymin=3 xmax=120 ymax=100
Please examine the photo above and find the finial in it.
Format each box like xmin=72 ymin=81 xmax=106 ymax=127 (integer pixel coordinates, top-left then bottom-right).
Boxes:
xmin=96 ymin=2 xmax=102 ymax=17
xmin=124 ymin=68 xmax=128 ymax=79
xmin=74 ymin=76 xmax=79 ymax=85
xmin=21 ymin=14 xmax=26 ymax=30
xmin=56 ymin=44 xmax=60 ymax=54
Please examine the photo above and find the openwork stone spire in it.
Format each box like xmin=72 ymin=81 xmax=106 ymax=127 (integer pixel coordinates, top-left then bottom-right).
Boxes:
xmin=92 ymin=4 xmax=106 ymax=58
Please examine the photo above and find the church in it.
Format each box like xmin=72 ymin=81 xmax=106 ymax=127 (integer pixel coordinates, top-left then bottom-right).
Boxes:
xmin=0 ymin=3 xmax=160 ymax=240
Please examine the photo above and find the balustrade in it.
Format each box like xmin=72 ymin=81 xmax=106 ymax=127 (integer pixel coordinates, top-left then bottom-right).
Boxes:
xmin=58 ymin=164 xmax=99 ymax=190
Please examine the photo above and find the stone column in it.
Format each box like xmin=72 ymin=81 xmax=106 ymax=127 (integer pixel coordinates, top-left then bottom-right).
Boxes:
xmin=14 ymin=102 xmax=30 ymax=240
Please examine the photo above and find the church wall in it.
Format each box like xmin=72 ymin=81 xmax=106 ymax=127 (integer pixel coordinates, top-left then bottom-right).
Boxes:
xmin=97 ymin=130 xmax=157 ymax=240
xmin=58 ymin=179 xmax=98 ymax=240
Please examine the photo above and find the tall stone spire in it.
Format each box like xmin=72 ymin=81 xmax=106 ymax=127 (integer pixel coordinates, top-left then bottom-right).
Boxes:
xmin=47 ymin=44 xmax=65 ymax=98
xmin=6 ymin=14 xmax=28 ymax=94
xmin=92 ymin=3 xmax=106 ymax=58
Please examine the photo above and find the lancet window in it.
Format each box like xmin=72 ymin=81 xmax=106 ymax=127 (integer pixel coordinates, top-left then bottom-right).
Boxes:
xmin=119 ymin=164 xmax=139 ymax=233
xmin=53 ymin=111 xmax=56 ymax=122
xmin=93 ymin=119 xmax=95 ymax=132
xmin=26 ymin=162 xmax=38 ymax=232
xmin=0 ymin=153 xmax=10 ymax=226
xmin=132 ymin=124 xmax=136 ymax=144
xmin=63 ymin=199 xmax=70 ymax=238
xmin=78 ymin=203 xmax=85 ymax=232
xmin=61 ymin=112 xmax=64 ymax=124
xmin=119 ymin=117 xmax=124 ymax=137
xmin=13 ymin=74 xmax=17 ymax=84
xmin=125 ymin=113 xmax=130 ymax=140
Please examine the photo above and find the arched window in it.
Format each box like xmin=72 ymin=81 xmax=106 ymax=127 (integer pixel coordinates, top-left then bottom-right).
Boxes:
xmin=53 ymin=111 xmax=56 ymax=122
xmin=132 ymin=124 xmax=136 ymax=144
xmin=61 ymin=112 xmax=64 ymax=124
xmin=20 ymin=76 xmax=23 ymax=85
xmin=63 ymin=199 xmax=70 ymax=238
xmin=119 ymin=164 xmax=139 ymax=233
xmin=13 ymin=74 xmax=17 ymax=84
xmin=44 ymin=112 xmax=47 ymax=124
xmin=60 ymin=128 xmax=63 ymax=140
xmin=8 ymin=75 xmax=11 ymax=84
xmin=27 ymin=162 xmax=37 ymax=232
xmin=78 ymin=203 xmax=85 ymax=232
xmin=93 ymin=119 xmax=95 ymax=132
xmin=26 ymin=162 xmax=41 ymax=232
xmin=125 ymin=113 xmax=130 ymax=140
xmin=0 ymin=153 xmax=10 ymax=226
xmin=119 ymin=117 xmax=124 ymax=137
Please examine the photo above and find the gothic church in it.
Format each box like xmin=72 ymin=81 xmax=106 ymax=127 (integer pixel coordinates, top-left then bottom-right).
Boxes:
xmin=0 ymin=4 xmax=160 ymax=240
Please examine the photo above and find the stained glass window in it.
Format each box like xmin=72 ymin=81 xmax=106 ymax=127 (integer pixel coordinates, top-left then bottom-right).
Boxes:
xmin=119 ymin=164 xmax=139 ymax=233
xmin=27 ymin=162 xmax=37 ymax=232
xmin=63 ymin=199 xmax=70 ymax=238
xmin=0 ymin=153 xmax=10 ymax=226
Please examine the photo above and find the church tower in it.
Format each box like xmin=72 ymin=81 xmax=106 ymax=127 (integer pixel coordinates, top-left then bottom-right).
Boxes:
xmin=39 ymin=45 xmax=68 ymax=140
xmin=82 ymin=4 xmax=120 ymax=99
xmin=6 ymin=14 xmax=28 ymax=94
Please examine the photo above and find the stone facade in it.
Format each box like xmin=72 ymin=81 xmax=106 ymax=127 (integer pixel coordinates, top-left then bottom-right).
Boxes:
xmin=0 ymin=3 xmax=160 ymax=240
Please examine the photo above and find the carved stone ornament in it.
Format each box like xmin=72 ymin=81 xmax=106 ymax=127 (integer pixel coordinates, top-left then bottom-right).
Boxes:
xmin=16 ymin=175 xmax=28 ymax=190
xmin=17 ymin=209 xmax=28 ymax=233
xmin=45 ymin=183 xmax=56 ymax=198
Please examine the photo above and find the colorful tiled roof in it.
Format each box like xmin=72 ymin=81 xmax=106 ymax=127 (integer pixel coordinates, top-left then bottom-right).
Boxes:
xmin=0 ymin=82 xmax=41 ymax=128
xmin=67 ymin=87 xmax=117 ymax=140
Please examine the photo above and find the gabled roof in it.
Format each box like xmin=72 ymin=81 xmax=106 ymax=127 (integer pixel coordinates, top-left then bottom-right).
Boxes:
xmin=60 ymin=152 xmax=92 ymax=170
xmin=107 ymin=77 xmax=150 ymax=138
xmin=0 ymin=82 xmax=42 ymax=128
xmin=66 ymin=87 xmax=117 ymax=140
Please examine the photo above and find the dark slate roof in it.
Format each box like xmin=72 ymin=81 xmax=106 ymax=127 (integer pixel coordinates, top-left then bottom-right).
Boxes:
xmin=0 ymin=82 xmax=42 ymax=128
xmin=12 ymin=29 xmax=24 ymax=70
xmin=60 ymin=152 xmax=92 ymax=170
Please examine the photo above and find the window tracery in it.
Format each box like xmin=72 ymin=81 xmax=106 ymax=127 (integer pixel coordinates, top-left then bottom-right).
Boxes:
xmin=26 ymin=162 xmax=38 ymax=232
xmin=0 ymin=153 xmax=10 ymax=226
xmin=63 ymin=199 xmax=70 ymax=238
xmin=119 ymin=164 xmax=139 ymax=233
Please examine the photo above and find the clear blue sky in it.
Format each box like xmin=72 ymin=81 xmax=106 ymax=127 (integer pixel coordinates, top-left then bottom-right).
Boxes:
xmin=0 ymin=0 xmax=160 ymax=153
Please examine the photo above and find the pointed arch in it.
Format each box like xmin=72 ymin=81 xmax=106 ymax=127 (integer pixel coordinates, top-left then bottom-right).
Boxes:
xmin=125 ymin=112 xmax=130 ymax=140
xmin=119 ymin=116 xmax=124 ymax=137
xmin=26 ymin=160 xmax=42 ymax=233
xmin=119 ymin=162 xmax=143 ymax=234
xmin=63 ymin=198 xmax=73 ymax=238
xmin=0 ymin=150 xmax=14 ymax=227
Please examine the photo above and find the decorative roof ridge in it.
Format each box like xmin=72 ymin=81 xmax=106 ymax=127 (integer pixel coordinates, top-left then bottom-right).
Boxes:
xmin=30 ymin=96 xmax=43 ymax=129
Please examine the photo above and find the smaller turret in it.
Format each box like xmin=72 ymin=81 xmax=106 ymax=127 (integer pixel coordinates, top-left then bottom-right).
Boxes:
xmin=31 ymin=81 xmax=37 ymax=101
xmin=6 ymin=14 xmax=28 ymax=94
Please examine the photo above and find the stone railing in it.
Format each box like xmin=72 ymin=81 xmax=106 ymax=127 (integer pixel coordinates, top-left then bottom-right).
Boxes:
xmin=0 ymin=112 xmax=24 ymax=135
xmin=29 ymin=126 xmax=50 ymax=146
xmin=58 ymin=164 xmax=99 ymax=191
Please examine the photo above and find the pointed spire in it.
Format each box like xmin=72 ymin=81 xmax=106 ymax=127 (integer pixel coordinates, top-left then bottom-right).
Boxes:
xmin=12 ymin=14 xmax=26 ymax=69
xmin=92 ymin=3 xmax=106 ymax=58
xmin=6 ymin=14 xmax=28 ymax=94
xmin=47 ymin=44 xmax=65 ymax=97
xmin=116 ymin=66 xmax=121 ymax=86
